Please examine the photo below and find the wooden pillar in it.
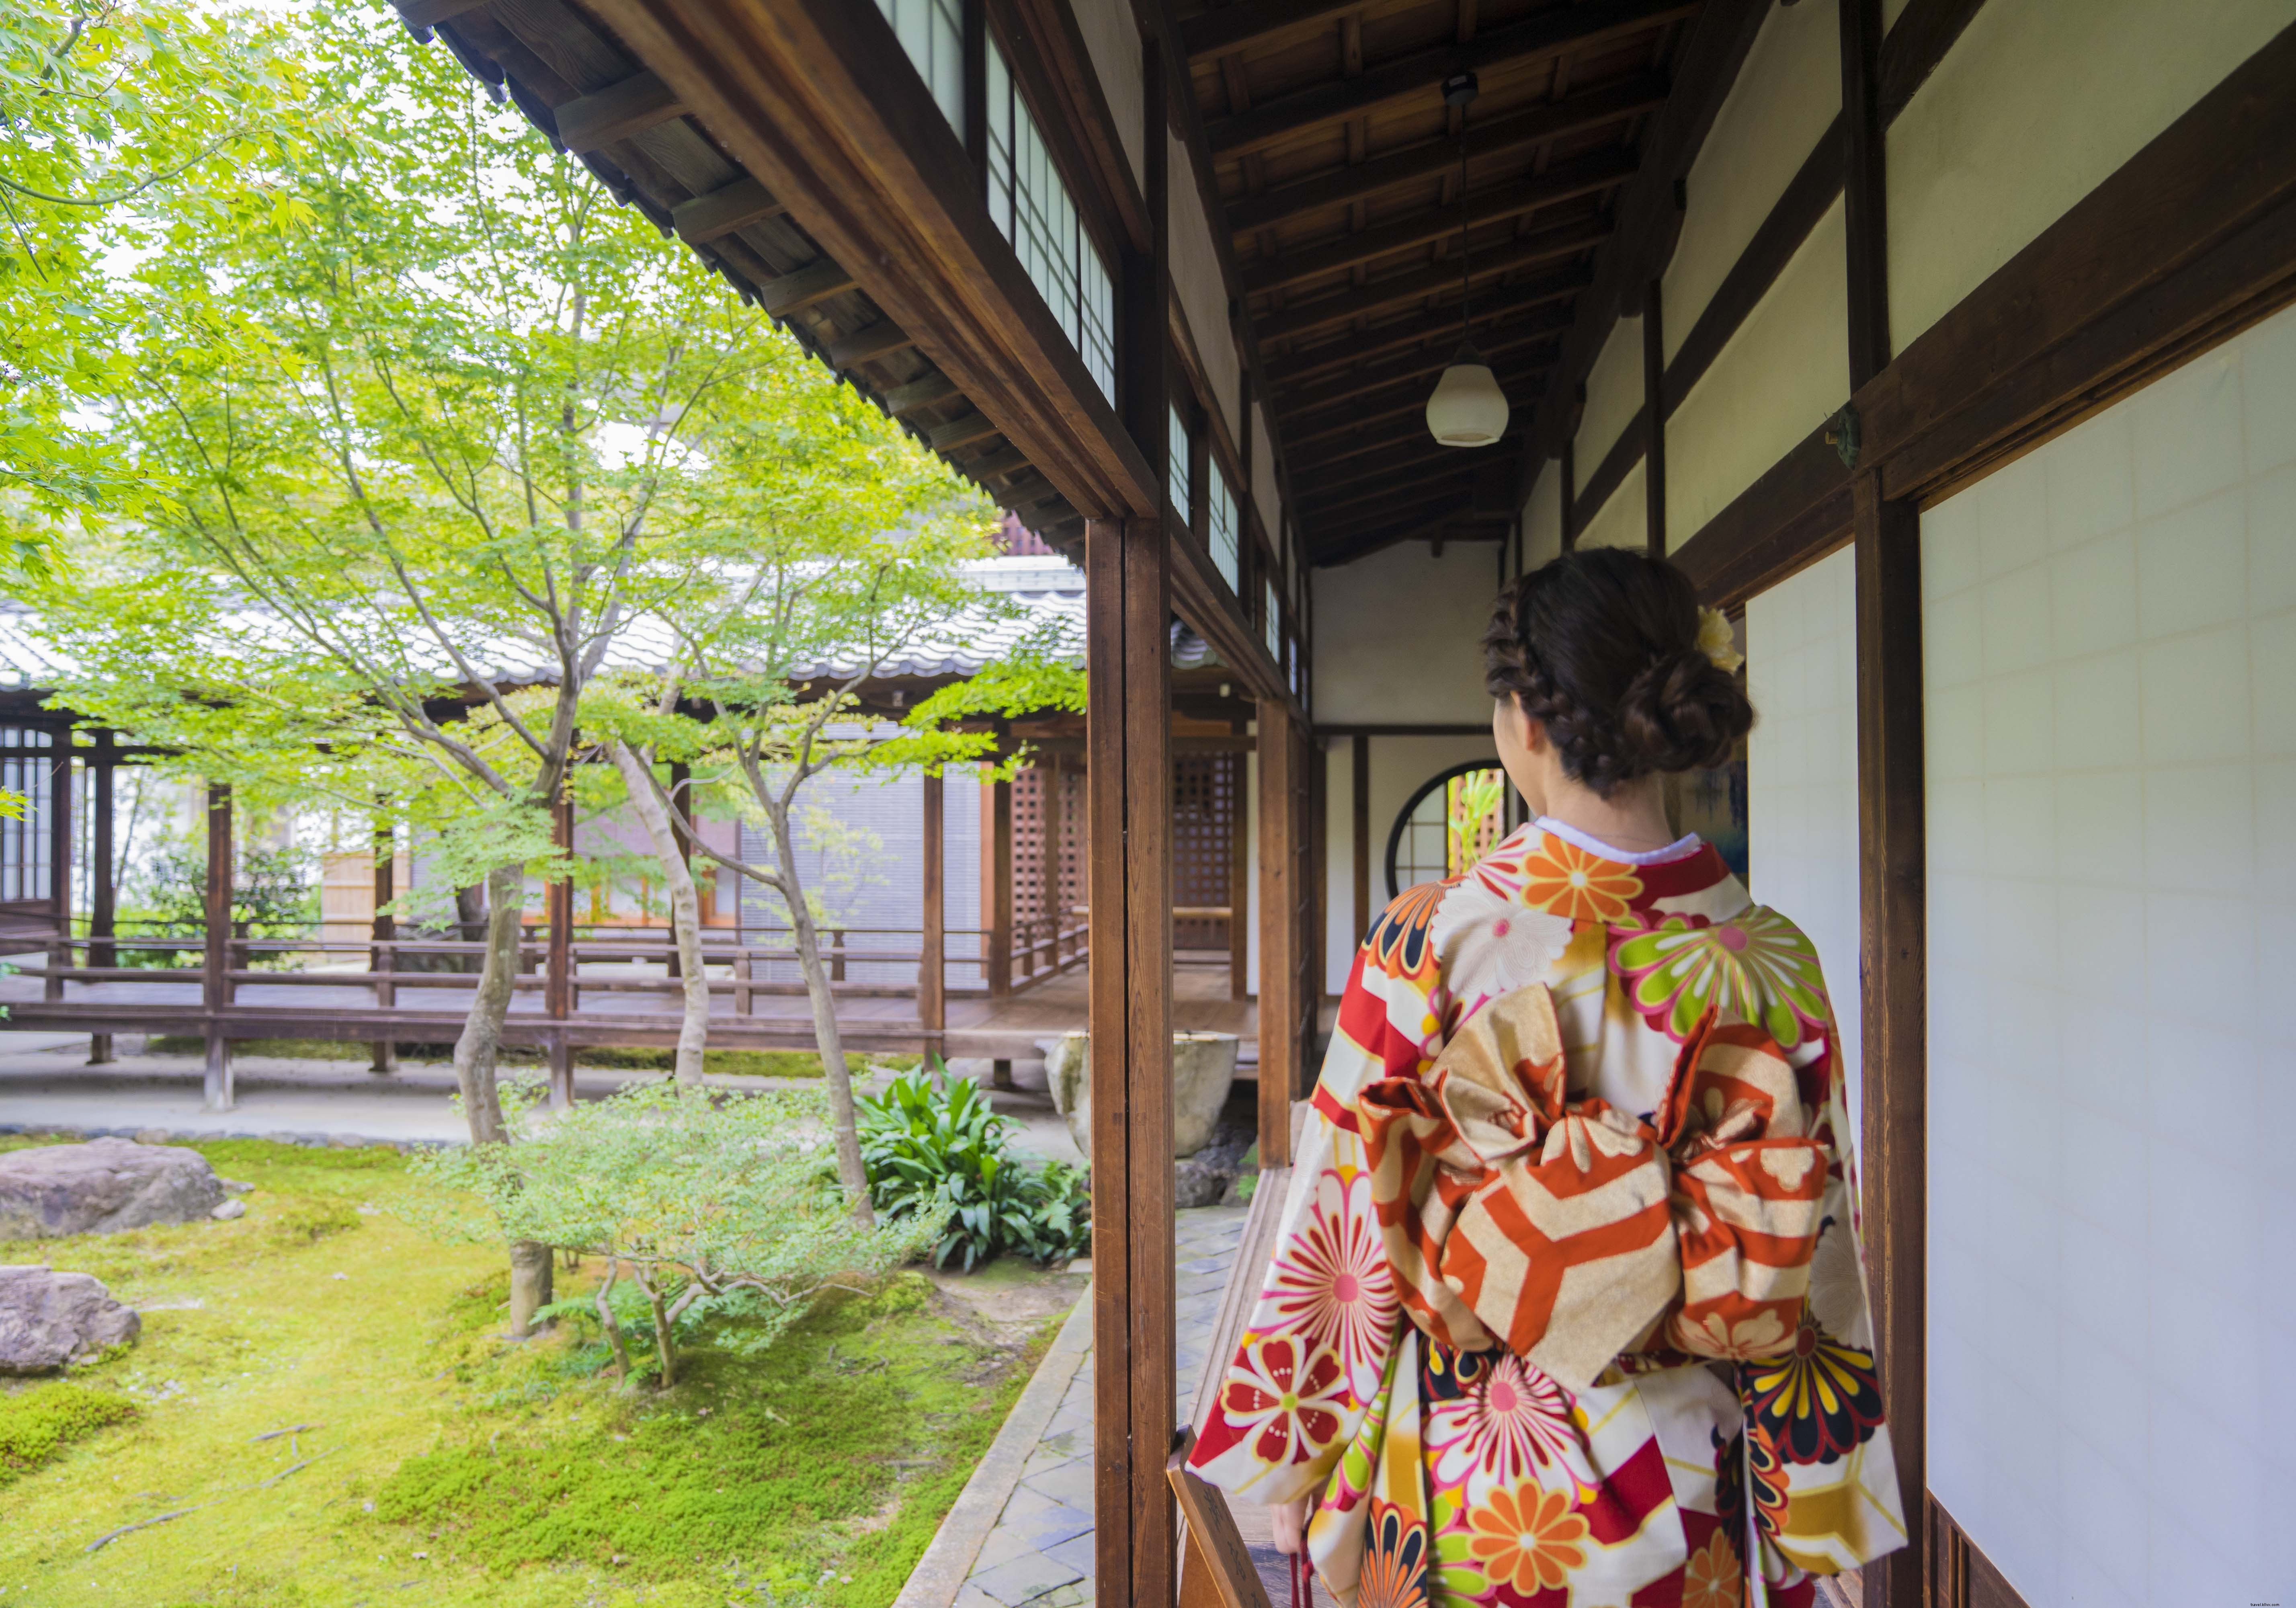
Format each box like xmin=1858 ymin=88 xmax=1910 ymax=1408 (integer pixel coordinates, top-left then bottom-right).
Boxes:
xmin=1643 ymin=278 xmax=1667 ymax=557
xmin=1092 ymin=29 xmax=1175 ymax=1608
xmin=982 ymin=773 xmax=1012 ymax=997
xmin=1226 ymin=750 xmax=1248 ymax=1002
xmin=201 ymin=782 xmax=233 ymax=1112
xmin=1351 ymin=734 xmax=1371 ymax=942
xmin=371 ymin=814 xmax=397 ymax=1074
xmin=1256 ymin=697 xmax=1298 ymax=1168
xmin=919 ymin=769 xmax=945 ymax=1056
xmin=547 ymin=787 xmax=575 ymax=1108
xmin=44 ymin=729 xmax=70 ymax=1004
xmin=87 ymin=736 xmax=115 ymax=1065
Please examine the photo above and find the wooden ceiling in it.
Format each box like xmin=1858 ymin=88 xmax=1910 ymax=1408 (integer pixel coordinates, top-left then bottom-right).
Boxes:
xmin=1187 ymin=0 xmax=1699 ymax=563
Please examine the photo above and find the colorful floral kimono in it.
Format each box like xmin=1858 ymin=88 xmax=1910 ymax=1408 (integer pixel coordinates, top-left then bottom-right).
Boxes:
xmin=1187 ymin=821 xmax=1905 ymax=1607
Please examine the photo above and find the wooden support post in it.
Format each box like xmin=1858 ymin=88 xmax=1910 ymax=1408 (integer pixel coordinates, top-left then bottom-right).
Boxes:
xmin=202 ymin=782 xmax=234 ymax=1112
xmin=87 ymin=736 xmax=115 ymax=1064
xmin=371 ymin=814 xmax=397 ymax=1074
xmin=1256 ymin=698 xmax=1298 ymax=1168
xmin=44 ymin=730 xmax=70 ymax=1005
xmin=1093 ymin=31 xmax=1175 ymax=1608
xmin=982 ymin=773 xmax=1012 ymax=999
xmin=1351 ymin=734 xmax=1371 ymax=942
xmin=1643 ymin=278 xmax=1667 ymax=556
xmin=547 ymin=788 xmax=576 ymax=1109
xmin=1227 ymin=750 xmax=1248 ymax=1003
xmin=919 ymin=769 xmax=945 ymax=1055
xmin=1855 ymin=473 xmax=1925 ymax=1608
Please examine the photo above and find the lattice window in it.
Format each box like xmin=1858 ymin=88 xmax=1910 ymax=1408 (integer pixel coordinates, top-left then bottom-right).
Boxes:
xmin=0 ymin=727 xmax=54 ymax=904
xmin=875 ymin=0 xmax=964 ymax=133
xmin=1171 ymin=752 xmax=1236 ymax=953
xmin=1263 ymin=578 xmax=1282 ymax=664
xmin=1169 ymin=406 xmax=1193 ymax=528
xmin=1208 ymin=461 xmax=1240 ymax=594
xmin=986 ymin=39 xmax=1115 ymax=404
xmin=1008 ymin=762 xmax=1082 ymax=978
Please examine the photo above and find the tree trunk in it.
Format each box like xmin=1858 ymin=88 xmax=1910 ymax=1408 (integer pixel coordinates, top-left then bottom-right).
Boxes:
xmin=595 ymin=1259 xmax=633 ymax=1384
xmin=610 ymin=742 xmax=709 ymax=1088
xmin=450 ymin=861 xmax=525 ymax=1146
xmin=453 ymin=883 xmax=488 ymax=973
xmin=508 ymin=1239 xmax=555 ymax=1338
xmin=766 ymin=801 xmax=874 ymax=1227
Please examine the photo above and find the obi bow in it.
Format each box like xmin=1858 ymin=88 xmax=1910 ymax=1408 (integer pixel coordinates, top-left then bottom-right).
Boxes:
xmin=1356 ymin=983 xmax=1827 ymax=1391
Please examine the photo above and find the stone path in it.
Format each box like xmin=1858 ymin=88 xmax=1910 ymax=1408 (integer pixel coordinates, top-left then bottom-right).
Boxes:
xmin=955 ymin=1204 xmax=1250 ymax=1608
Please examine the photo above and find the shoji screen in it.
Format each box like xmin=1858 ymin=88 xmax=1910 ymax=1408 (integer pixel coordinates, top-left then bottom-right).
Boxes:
xmin=1922 ymin=303 xmax=2296 ymax=1605
xmin=1746 ymin=544 xmax=1865 ymax=1122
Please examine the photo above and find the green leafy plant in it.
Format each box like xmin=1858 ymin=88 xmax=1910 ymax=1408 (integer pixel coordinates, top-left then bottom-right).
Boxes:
xmin=857 ymin=1063 xmax=1091 ymax=1271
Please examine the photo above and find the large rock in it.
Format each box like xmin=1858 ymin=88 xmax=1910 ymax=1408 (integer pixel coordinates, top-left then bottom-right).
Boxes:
xmin=0 ymin=1265 xmax=141 ymax=1373
xmin=1045 ymin=1031 xmax=1240 ymax=1160
xmin=0 ymin=1138 xmax=225 ymax=1239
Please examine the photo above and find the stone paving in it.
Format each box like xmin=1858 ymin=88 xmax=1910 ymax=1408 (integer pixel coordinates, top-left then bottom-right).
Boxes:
xmin=955 ymin=1204 xmax=1251 ymax=1608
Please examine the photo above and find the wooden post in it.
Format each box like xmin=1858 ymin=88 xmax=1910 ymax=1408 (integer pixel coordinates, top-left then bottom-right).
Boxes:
xmin=1092 ymin=30 xmax=1175 ymax=1608
xmin=547 ymin=787 xmax=576 ymax=1108
xmin=371 ymin=814 xmax=397 ymax=1074
xmin=1351 ymin=734 xmax=1371 ymax=942
xmin=1037 ymin=755 xmax=1063 ymax=974
xmin=919 ymin=769 xmax=945 ymax=1055
xmin=1854 ymin=475 xmax=1925 ymax=1608
xmin=202 ymin=782 xmax=233 ymax=1112
xmin=44 ymin=729 xmax=70 ymax=1005
xmin=1643 ymin=278 xmax=1667 ymax=556
xmin=87 ymin=736 xmax=115 ymax=1065
xmin=666 ymin=760 xmax=691 ymax=979
xmin=1227 ymin=749 xmax=1248 ymax=1002
xmin=982 ymin=773 xmax=1012 ymax=998
xmin=1256 ymin=697 xmax=1297 ymax=1168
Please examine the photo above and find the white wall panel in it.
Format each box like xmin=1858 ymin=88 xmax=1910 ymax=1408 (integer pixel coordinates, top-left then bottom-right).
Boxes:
xmin=1310 ymin=543 xmax=1500 ymax=724
xmin=1575 ymin=315 xmax=1644 ymax=474
xmin=1521 ymin=458 xmax=1563 ymax=572
xmin=1574 ymin=459 xmax=1647 ymax=555
xmin=1168 ymin=128 xmax=1240 ymax=446
xmin=1068 ymin=0 xmax=1142 ymax=191
xmin=1745 ymin=544 xmax=1863 ymax=1128
xmin=1922 ymin=302 xmax=2296 ymax=1608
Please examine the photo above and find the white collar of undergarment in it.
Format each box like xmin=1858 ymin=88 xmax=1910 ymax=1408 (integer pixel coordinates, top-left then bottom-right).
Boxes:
xmin=1532 ymin=815 xmax=1703 ymax=866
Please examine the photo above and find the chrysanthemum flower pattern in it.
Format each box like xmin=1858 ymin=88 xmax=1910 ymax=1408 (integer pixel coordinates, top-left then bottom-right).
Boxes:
xmin=1219 ymin=1335 xmax=1349 ymax=1467
xmin=1520 ymin=837 xmax=1642 ymax=923
xmin=1609 ymin=908 xmax=1833 ymax=1048
xmin=1464 ymin=1481 xmax=1590 ymax=1594
xmin=1426 ymin=1351 xmax=1592 ymax=1503
xmin=1263 ymin=1169 xmax=1400 ymax=1401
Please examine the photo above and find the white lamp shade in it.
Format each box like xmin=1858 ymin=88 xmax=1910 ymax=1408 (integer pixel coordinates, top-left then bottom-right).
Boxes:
xmin=1425 ymin=356 xmax=1509 ymax=447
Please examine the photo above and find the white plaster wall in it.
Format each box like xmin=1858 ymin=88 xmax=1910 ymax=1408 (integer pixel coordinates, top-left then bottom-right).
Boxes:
xmin=1574 ymin=458 xmax=1647 ymax=555
xmin=1888 ymin=0 xmax=2296 ymax=350
xmin=1665 ymin=198 xmax=1848 ymax=547
xmin=1744 ymin=544 xmax=1863 ymax=1133
xmin=1660 ymin=0 xmax=1840 ymax=361
xmin=1310 ymin=543 xmax=1501 ymax=724
xmin=1922 ymin=303 xmax=2296 ymax=1607
xmin=1169 ymin=128 xmax=1241 ymax=447
xmin=1253 ymin=402 xmax=1280 ymax=546
xmin=1068 ymin=0 xmax=1142 ymax=191
xmin=1575 ymin=314 xmax=1644 ymax=473
xmin=1521 ymin=458 xmax=1563 ymax=571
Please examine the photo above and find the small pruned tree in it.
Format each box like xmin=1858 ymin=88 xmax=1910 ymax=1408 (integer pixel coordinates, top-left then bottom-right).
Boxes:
xmin=406 ymin=1080 xmax=933 ymax=1386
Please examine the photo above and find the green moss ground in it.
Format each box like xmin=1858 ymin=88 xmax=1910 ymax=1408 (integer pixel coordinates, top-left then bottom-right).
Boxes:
xmin=0 ymin=1137 xmax=1051 ymax=1608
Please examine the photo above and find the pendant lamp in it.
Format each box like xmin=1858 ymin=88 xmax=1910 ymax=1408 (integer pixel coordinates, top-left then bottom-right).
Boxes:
xmin=1426 ymin=72 xmax=1509 ymax=448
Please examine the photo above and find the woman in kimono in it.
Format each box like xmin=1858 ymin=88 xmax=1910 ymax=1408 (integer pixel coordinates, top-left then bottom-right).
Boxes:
xmin=1186 ymin=549 xmax=1904 ymax=1607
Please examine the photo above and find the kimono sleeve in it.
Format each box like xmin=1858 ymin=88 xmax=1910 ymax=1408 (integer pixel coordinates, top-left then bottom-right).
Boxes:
xmin=1183 ymin=913 xmax=1439 ymax=1505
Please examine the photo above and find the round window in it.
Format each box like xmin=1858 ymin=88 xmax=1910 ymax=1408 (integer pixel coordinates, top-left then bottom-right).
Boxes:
xmin=1385 ymin=761 xmax=1515 ymax=899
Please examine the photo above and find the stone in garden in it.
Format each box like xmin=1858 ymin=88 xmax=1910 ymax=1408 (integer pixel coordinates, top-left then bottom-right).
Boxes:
xmin=0 ymin=1265 xmax=142 ymax=1373
xmin=0 ymin=1138 xmax=226 ymax=1239
xmin=1044 ymin=1031 xmax=1239 ymax=1160
xmin=211 ymin=1199 xmax=246 ymax=1221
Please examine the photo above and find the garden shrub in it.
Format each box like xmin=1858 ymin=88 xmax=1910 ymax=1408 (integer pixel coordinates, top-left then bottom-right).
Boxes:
xmin=0 ymin=1381 xmax=135 ymax=1486
xmin=858 ymin=1065 xmax=1092 ymax=1271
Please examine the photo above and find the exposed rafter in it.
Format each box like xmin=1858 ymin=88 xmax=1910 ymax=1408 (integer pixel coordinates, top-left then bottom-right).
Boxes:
xmin=1257 ymin=236 xmax=1597 ymax=346
xmin=1269 ymin=291 xmax=1573 ymax=386
xmin=1279 ymin=333 xmax=1560 ymax=415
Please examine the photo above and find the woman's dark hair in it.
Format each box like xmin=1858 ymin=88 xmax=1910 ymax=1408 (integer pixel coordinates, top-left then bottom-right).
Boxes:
xmin=1481 ymin=547 xmax=1753 ymax=796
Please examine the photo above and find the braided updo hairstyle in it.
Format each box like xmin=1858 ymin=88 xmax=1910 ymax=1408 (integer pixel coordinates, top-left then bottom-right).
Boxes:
xmin=1481 ymin=547 xmax=1753 ymax=798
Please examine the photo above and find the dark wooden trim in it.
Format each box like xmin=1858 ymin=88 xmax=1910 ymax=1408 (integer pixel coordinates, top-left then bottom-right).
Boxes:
xmin=1926 ymin=1494 xmax=2036 ymax=1608
xmin=1349 ymin=734 xmax=1370 ymax=947
xmin=555 ymin=68 xmax=684 ymax=153
xmin=1277 ymin=324 xmax=1562 ymax=415
xmin=982 ymin=775 xmax=1013 ymax=997
xmin=1256 ymin=236 xmax=1597 ymax=346
xmin=1228 ymin=77 xmax=1665 ymax=237
xmin=1229 ymin=750 xmax=1250 ymax=1002
xmin=1257 ymin=697 xmax=1297 ymax=1167
xmin=1879 ymin=0 xmax=1991 ymax=124
xmin=1569 ymin=400 xmax=1642 ymax=533
xmin=1675 ymin=17 xmax=2296 ymax=607
xmin=1269 ymin=292 xmax=1572 ymax=388
xmin=1240 ymin=150 xmax=1636 ymax=297
xmin=1642 ymin=279 xmax=1665 ymax=554
xmin=1841 ymin=0 xmax=1890 ymax=389
xmin=1855 ymin=474 xmax=1926 ymax=1608
xmin=919 ymin=769 xmax=945 ymax=1048
xmin=1312 ymin=722 xmax=1490 ymax=737
xmin=1203 ymin=0 xmax=1695 ymax=158
xmin=670 ymin=174 xmax=783 ymax=243
xmin=201 ymin=783 xmax=233 ymax=1111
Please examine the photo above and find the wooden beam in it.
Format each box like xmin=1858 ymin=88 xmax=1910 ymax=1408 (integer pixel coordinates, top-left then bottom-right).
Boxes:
xmin=1296 ymin=437 xmax=1494 ymax=497
xmin=556 ymin=69 xmax=685 ymax=153
xmin=1297 ymin=451 xmax=1484 ymax=513
xmin=1227 ymin=76 xmax=1664 ymax=236
xmin=1256 ymin=234 xmax=1597 ymax=346
xmin=756 ymin=257 xmax=858 ymax=316
xmin=1570 ymin=400 xmax=1644 ymax=533
xmin=1307 ymin=495 xmax=1482 ymax=563
xmin=1267 ymin=290 xmax=1571 ymax=387
xmin=394 ymin=0 xmax=487 ymax=29
xmin=824 ymin=320 xmax=914 ymax=369
xmin=928 ymin=410 xmax=1002 ymax=452
xmin=1277 ymin=328 xmax=1560 ymax=414
xmin=1241 ymin=150 xmax=1635 ymax=297
xmin=586 ymin=0 xmax=1155 ymax=523
xmin=1256 ymin=696 xmax=1297 ymax=1165
xmin=672 ymin=174 xmax=783 ymax=242
xmin=1878 ymin=0 xmax=1991 ymax=123
xmin=1283 ymin=359 xmax=1546 ymax=447
xmin=1303 ymin=472 xmax=1482 ymax=535
xmin=1204 ymin=0 xmax=1696 ymax=158
xmin=1642 ymin=278 xmax=1664 ymax=555
xmin=1842 ymin=0 xmax=1890 ymax=389
xmin=1854 ymin=474 xmax=1925 ymax=1608
xmin=885 ymin=372 xmax=958 ymax=414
